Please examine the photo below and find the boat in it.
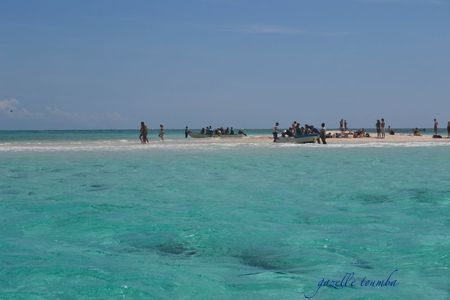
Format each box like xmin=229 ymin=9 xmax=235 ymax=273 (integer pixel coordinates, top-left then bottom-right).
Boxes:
xmin=275 ymin=134 xmax=319 ymax=144
xmin=188 ymin=132 xmax=213 ymax=138
xmin=188 ymin=132 xmax=246 ymax=138
xmin=219 ymin=134 xmax=246 ymax=138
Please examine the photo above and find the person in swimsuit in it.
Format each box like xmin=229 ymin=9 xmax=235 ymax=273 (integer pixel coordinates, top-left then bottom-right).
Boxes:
xmin=376 ymin=120 xmax=381 ymax=138
xmin=434 ymin=119 xmax=439 ymax=135
xmin=139 ymin=121 xmax=149 ymax=143
xmin=447 ymin=121 xmax=450 ymax=138
xmin=159 ymin=124 xmax=165 ymax=141
xmin=381 ymin=118 xmax=386 ymax=139
xmin=319 ymin=123 xmax=327 ymax=144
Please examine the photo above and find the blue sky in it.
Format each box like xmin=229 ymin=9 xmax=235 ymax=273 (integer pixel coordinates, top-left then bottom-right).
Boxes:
xmin=1 ymin=0 xmax=449 ymax=129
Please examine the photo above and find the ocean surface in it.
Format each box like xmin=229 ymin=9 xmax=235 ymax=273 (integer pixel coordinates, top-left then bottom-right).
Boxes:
xmin=1 ymin=131 xmax=449 ymax=299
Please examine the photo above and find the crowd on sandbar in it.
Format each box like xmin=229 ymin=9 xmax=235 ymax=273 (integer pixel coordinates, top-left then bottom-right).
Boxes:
xmin=138 ymin=118 xmax=450 ymax=144
xmin=139 ymin=122 xmax=247 ymax=143
xmin=271 ymin=121 xmax=327 ymax=144
xmin=197 ymin=126 xmax=247 ymax=136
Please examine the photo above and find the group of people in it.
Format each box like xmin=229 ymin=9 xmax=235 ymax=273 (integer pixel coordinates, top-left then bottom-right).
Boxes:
xmin=412 ymin=119 xmax=450 ymax=138
xmin=341 ymin=118 xmax=395 ymax=138
xmin=272 ymin=121 xmax=327 ymax=144
xmin=432 ymin=119 xmax=450 ymax=138
xmin=139 ymin=122 xmax=165 ymax=143
xmin=140 ymin=118 xmax=450 ymax=143
xmin=271 ymin=118 xmax=395 ymax=142
xmin=140 ymin=123 xmax=247 ymax=142
xmin=339 ymin=119 xmax=348 ymax=132
xmin=199 ymin=126 xmax=214 ymax=136
xmin=375 ymin=118 xmax=386 ymax=139
xmin=198 ymin=126 xmax=247 ymax=136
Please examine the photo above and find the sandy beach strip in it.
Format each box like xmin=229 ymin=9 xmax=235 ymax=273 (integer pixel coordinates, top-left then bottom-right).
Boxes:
xmin=208 ymin=133 xmax=450 ymax=144
xmin=325 ymin=134 xmax=450 ymax=144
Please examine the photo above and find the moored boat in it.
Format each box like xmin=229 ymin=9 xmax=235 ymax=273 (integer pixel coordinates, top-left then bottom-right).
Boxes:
xmin=188 ymin=132 xmax=213 ymax=138
xmin=275 ymin=134 xmax=319 ymax=144
xmin=219 ymin=134 xmax=245 ymax=138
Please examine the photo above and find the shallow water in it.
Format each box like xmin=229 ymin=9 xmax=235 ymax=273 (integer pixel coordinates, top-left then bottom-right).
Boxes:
xmin=0 ymin=134 xmax=449 ymax=299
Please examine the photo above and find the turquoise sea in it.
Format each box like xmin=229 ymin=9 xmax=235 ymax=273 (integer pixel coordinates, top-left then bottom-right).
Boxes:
xmin=0 ymin=131 xmax=449 ymax=299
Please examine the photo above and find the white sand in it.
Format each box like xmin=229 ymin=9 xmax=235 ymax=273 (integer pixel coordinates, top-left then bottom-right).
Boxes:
xmin=208 ymin=133 xmax=450 ymax=144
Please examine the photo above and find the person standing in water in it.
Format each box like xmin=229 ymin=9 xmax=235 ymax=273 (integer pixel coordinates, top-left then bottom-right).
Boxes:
xmin=319 ymin=123 xmax=327 ymax=144
xmin=272 ymin=122 xmax=279 ymax=142
xmin=139 ymin=121 xmax=149 ymax=144
xmin=434 ymin=119 xmax=439 ymax=135
xmin=376 ymin=120 xmax=381 ymax=138
xmin=185 ymin=126 xmax=190 ymax=138
xmin=159 ymin=124 xmax=165 ymax=141
xmin=447 ymin=120 xmax=450 ymax=138
xmin=381 ymin=118 xmax=386 ymax=139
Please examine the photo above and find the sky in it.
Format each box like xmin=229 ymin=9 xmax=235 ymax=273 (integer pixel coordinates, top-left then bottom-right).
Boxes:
xmin=1 ymin=0 xmax=449 ymax=129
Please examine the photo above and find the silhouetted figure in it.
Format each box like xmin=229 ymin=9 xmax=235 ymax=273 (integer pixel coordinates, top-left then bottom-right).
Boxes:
xmin=139 ymin=121 xmax=149 ymax=143
xmin=159 ymin=124 xmax=165 ymax=141
xmin=447 ymin=121 xmax=450 ymax=138
xmin=376 ymin=120 xmax=381 ymax=138
xmin=238 ymin=129 xmax=247 ymax=136
xmin=319 ymin=123 xmax=327 ymax=144
xmin=272 ymin=122 xmax=279 ymax=142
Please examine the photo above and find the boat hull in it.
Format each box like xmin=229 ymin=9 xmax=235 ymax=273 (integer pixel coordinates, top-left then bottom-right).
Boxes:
xmin=219 ymin=134 xmax=245 ymax=138
xmin=275 ymin=134 xmax=319 ymax=144
xmin=188 ymin=133 xmax=212 ymax=138
xmin=188 ymin=133 xmax=246 ymax=138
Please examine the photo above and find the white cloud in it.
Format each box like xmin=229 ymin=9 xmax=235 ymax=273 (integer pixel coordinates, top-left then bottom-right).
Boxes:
xmin=46 ymin=107 xmax=81 ymax=120
xmin=0 ymin=99 xmax=43 ymax=119
xmin=1 ymin=99 xmax=124 ymax=123
xmin=0 ymin=99 xmax=18 ymax=112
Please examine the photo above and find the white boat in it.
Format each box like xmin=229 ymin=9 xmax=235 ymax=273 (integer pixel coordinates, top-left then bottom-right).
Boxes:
xmin=275 ymin=134 xmax=319 ymax=144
